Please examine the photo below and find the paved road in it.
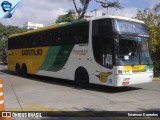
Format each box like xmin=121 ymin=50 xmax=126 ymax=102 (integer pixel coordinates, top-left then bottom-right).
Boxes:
xmin=0 ymin=63 xmax=160 ymax=119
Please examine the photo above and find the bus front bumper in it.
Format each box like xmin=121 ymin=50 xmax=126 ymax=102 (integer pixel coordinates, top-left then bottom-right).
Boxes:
xmin=114 ymin=73 xmax=153 ymax=86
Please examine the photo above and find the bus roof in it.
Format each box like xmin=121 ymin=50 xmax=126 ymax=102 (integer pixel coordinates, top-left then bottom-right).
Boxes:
xmin=9 ymin=19 xmax=86 ymax=38
xmin=88 ymin=15 xmax=145 ymax=24
xmin=9 ymin=15 xmax=144 ymax=38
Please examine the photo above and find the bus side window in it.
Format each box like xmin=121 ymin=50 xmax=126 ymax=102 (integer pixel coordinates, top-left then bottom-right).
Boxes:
xmin=93 ymin=19 xmax=113 ymax=36
xmin=48 ymin=31 xmax=52 ymax=46
xmin=55 ymin=29 xmax=63 ymax=44
xmin=92 ymin=19 xmax=113 ymax=69
xmin=69 ymin=25 xmax=80 ymax=44
xmin=57 ymin=29 xmax=62 ymax=44
xmin=69 ymin=22 xmax=89 ymax=44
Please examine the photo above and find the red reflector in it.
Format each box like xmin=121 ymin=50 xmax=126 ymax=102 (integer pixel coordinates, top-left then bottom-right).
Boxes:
xmin=122 ymin=81 xmax=129 ymax=85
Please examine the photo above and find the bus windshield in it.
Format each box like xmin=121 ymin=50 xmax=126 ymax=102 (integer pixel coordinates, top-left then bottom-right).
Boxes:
xmin=116 ymin=36 xmax=153 ymax=66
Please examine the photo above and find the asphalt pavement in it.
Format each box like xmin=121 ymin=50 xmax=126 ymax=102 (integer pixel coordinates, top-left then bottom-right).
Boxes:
xmin=0 ymin=63 xmax=160 ymax=119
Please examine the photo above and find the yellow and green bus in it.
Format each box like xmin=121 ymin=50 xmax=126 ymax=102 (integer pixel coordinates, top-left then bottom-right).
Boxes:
xmin=8 ymin=16 xmax=153 ymax=87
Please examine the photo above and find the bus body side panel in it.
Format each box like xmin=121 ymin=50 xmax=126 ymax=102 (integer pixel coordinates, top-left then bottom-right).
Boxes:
xmin=8 ymin=47 xmax=49 ymax=74
xmin=37 ymin=44 xmax=90 ymax=81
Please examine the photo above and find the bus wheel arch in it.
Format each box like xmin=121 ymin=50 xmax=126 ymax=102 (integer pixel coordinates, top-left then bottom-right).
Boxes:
xmin=75 ymin=67 xmax=89 ymax=87
xmin=22 ymin=63 xmax=28 ymax=77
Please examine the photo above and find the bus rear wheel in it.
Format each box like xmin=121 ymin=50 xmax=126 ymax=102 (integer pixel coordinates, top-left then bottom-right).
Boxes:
xmin=75 ymin=68 xmax=89 ymax=88
xmin=15 ymin=63 xmax=22 ymax=76
xmin=22 ymin=64 xmax=28 ymax=77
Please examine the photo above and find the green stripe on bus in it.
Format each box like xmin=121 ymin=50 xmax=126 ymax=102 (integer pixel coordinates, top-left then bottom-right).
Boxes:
xmin=144 ymin=65 xmax=153 ymax=69
xmin=39 ymin=46 xmax=61 ymax=70
xmin=59 ymin=19 xmax=87 ymax=27
xmin=48 ymin=45 xmax=74 ymax=71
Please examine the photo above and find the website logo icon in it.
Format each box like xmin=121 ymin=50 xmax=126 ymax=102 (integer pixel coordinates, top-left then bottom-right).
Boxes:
xmin=1 ymin=1 xmax=12 ymax=12
xmin=0 ymin=0 xmax=21 ymax=18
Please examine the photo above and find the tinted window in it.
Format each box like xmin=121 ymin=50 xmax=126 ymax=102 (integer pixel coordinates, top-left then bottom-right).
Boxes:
xmin=70 ymin=22 xmax=89 ymax=44
xmin=8 ymin=21 xmax=89 ymax=50
xmin=55 ymin=27 xmax=68 ymax=44
xmin=93 ymin=19 xmax=113 ymax=36
xmin=92 ymin=37 xmax=113 ymax=69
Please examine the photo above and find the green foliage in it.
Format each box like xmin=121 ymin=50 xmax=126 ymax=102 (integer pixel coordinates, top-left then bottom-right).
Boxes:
xmin=0 ymin=23 xmax=26 ymax=42
xmin=56 ymin=11 xmax=75 ymax=23
xmin=0 ymin=23 xmax=26 ymax=60
xmin=135 ymin=4 xmax=160 ymax=75
xmin=73 ymin=0 xmax=122 ymax=19
xmin=95 ymin=0 xmax=122 ymax=9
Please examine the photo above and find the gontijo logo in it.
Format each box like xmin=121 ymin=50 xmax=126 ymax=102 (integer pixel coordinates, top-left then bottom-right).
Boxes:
xmin=0 ymin=0 xmax=21 ymax=18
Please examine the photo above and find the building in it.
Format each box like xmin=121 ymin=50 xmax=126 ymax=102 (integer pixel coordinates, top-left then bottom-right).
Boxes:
xmin=23 ymin=22 xmax=44 ymax=30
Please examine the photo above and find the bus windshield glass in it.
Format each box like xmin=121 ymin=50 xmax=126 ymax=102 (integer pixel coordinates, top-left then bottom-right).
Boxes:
xmin=114 ymin=19 xmax=148 ymax=35
xmin=116 ymin=36 xmax=153 ymax=66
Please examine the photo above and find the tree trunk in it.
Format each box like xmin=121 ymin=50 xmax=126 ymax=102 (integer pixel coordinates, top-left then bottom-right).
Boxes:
xmin=72 ymin=0 xmax=80 ymax=17
xmin=78 ymin=0 xmax=90 ymax=19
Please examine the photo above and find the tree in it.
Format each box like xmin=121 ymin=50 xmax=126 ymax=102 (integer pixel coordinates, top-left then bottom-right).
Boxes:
xmin=95 ymin=0 xmax=122 ymax=15
xmin=0 ymin=23 xmax=26 ymax=61
xmin=154 ymin=3 xmax=160 ymax=15
xmin=72 ymin=0 xmax=90 ymax=19
xmin=135 ymin=4 xmax=160 ymax=76
xmin=56 ymin=10 xmax=75 ymax=23
xmin=72 ymin=0 xmax=121 ymax=19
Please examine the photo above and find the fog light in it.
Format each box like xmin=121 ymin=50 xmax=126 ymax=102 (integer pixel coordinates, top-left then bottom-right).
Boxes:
xmin=122 ymin=78 xmax=130 ymax=85
xmin=122 ymin=81 xmax=129 ymax=85
xmin=124 ymin=70 xmax=130 ymax=73
xmin=118 ymin=70 xmax=122 ymax=74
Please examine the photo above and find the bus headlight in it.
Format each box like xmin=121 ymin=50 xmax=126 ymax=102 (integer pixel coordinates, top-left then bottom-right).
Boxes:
xmin=117 ymin=70 xmax=130 ymax=74
xmin=123 ymin=70 xmax=130 ymax=73
xmin=118 ymin=70 xmax=122 ymax=74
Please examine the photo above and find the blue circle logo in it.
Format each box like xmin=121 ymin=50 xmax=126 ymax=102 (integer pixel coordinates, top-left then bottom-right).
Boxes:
xmin=1 ymin=1 xmax=12 ymax=12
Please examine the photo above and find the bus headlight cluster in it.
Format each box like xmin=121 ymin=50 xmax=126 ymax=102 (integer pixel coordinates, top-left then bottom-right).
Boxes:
xmin=118 ymin=70 xmax=130 ymax=74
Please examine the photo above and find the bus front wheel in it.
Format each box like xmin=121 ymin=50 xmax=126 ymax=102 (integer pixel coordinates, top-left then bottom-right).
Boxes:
xmin=22 ymin=64 xmax=28 ymax=77
xmin=75 ymin=68 xmax=89 ymax=88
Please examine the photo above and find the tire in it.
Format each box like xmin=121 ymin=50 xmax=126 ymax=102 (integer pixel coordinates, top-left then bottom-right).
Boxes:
xmin=75 ymin=68 xmax=89 ymax=88
xmin=15 ymin=64 xmax=22 ymax=76
xmin=22 ymin=64 xmax=28 ymax=77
